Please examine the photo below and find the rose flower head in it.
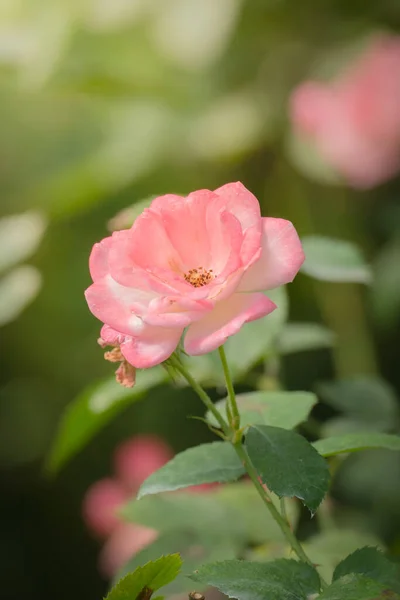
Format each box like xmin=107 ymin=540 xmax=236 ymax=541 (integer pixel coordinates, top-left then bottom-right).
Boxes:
xmin=85 ymin=182 xmax=304 ymax=370
xmin=290 ymin=35 xmax=400 ymax=189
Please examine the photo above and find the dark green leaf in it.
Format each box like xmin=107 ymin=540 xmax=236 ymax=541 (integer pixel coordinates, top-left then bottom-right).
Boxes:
xmin=106 ymin=554 xmax=182 ymax=600
xmin=46 ymin=369 xmax=166 ymax=473
xmin=318 ymin=574 xmax=398 ymax=600
xmin=313 ymin=433 xmax=400 ymax=457
xmin=245 ymin=425 xmax=330 ymax=513
xmin=138 ymin=442 xmax=244 ymax=498
xmin=190 ymin=558 xmax=321 ymax=600
xmin=300 ymin=236 xmax=372 ymax=283
xmin=333 ymin=547 xmax=400 ymax=593
xmin=317 ymin=377 xmax=399 ymax=432
xmin=206 ymin=391 xmax=316 ymax=430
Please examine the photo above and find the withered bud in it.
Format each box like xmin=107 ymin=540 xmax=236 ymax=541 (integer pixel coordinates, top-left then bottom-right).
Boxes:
xmin=115 ymin=361 xmax=136 ymax=388
xmin=104 ymin=347 xmax=124 ymax=363
xmin=189 ymin=593 xmax=205 ymax=600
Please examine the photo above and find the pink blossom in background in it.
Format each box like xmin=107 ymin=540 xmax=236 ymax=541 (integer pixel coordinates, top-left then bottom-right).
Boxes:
xmin=98 ymin=523 xmax=158 ymax=578
xmin=82 ymin=478 xmax=129 ymax=538
xmin=85 ymin=182 xmax=304 ymax=368
xmin=113 ymin=435 xmax=173 ymax=491
xmin=290 ymin=35 xmax=400 ymax=189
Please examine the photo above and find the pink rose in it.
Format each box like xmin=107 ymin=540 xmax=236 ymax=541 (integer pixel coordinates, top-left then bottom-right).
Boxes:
xmin=290 ymin=35 xmax=400 ymax=189
xmin=85 ymin=182 xmax=304 ymax=368
xmin=113 ymin=435 xmax=173 ymax=491
xmin=82 ymin=478 xmax=129 ymax=538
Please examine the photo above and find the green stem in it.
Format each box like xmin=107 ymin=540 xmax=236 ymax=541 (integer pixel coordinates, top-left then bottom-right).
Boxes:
xmin=280 ymin=497 xmax=288 ymax=523
xmin=218 ymin=346 xmax=240 ymax=428
xmin=170 ymin=356 xmax=230 ymax=436
xmin=174 ymin=356 xmax=327 ymax=589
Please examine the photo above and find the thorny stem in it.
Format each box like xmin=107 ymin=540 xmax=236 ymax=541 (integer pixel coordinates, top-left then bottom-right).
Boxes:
xmin=218 ymin=346 xmax=240 ymax=429
xmin=172 ymin=356 xmax=328 ymax=589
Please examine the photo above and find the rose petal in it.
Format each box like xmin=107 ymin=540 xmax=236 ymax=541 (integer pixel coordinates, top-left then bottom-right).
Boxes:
xmin=238 ymin=218 xmax=305 ymax=292
xmin=89 ymin=237 xmax=113 ymax=282
xmin=85 ymin=275 xmax=154 ymax=335
xmin=184 ymin=292 xmax=276 ymax=355
xmin=120 ymin=325 xmax=182 ymax=368
xmin=144 ymin=296 xmax=213 ymax=328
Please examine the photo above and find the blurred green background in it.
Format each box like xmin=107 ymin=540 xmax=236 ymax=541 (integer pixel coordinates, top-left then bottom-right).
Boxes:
xmin=1 ymin=1 xmax=400 ymax=598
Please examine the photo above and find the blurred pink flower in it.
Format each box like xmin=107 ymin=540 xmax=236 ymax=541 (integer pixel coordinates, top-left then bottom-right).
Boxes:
xmin=290 ymin=35 xmax=400 ymax=189
xmin=113 ymin=435 xmax=173 ymax=491
xmin=85 ymin=182 xmax=304 ymax=368
xmin=82 ymin=478 xmax=129 ymax=538
xmin=98 ymin=523 xmax=158 ymax=578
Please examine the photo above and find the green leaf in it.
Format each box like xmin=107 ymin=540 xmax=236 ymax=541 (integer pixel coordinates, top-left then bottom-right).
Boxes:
xmin=313 ymin=433 xmax=400 ymax=457
xmin=300 ymin=236 xmax=372 ymax=284
xmin=46 ymin=369 xmax=167 ymax=473
xmin=0 ymin=266 xmax=42 ymax=327
xmin=224 ymin=287 xmax=289 ymax=375
xmin=122 ymin=483 xmax=298 ymax=547
xmin=115 ymin=532 xmax=235 ymax=596
xmin=333 ymin=547 xmax=400 ymax=593
xmin=206 ymin=391 xmax=317 ymax=430
xmin=106 ymin=554 xmax=182 ymax=600
xmin=245 ymin=425 xmax=330 ymax=513
xmin=317 ymin=377 xmax=399 ymax=432
xmin=304 ymin=530 xmax=383 ymax=583
xmin=277 ymin=322 xmax=335 ymax=354
xmin=318 ymin=574 xmax=398 ymax=600
xmin=190 ymin=558 xmax=321 ymax=600
xmin=0 ymin=211 xmax=47 ymax=274
xmin=137 ymin=442 xmax=245 ymax=498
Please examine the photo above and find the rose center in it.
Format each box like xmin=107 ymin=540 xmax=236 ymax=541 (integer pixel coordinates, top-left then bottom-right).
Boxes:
xmin=184 ymin=267 xmax=214 ymax=287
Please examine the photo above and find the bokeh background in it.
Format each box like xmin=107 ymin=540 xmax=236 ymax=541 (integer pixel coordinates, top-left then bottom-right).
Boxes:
xmin=1 ymin=1 xmax=400 ymax=599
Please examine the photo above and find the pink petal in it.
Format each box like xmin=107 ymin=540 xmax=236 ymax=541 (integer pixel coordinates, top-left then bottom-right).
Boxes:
xmin=184 ymin=292 xmax=276 ymax=355
xmin=144 ymin=296 xmax=213 ymax=328
xmin=238 ymin=218 xmax=305 ymax=292
xmin=214 ymin=182 xmax=263 ymax=268
xmin=120 ymin=325 xmax=182 ymax=368
xmin=89 ymin=237 xmax=113 ymax=282
xmin=214 ymin=181 xmax=261 ymax=232
xmin=153 ymin=190 xmax=216 ymax=270
xmin=100 ymin=324 xmax=127 ymax=346
xmin=85 ymin=275 xmax=154 ymax=336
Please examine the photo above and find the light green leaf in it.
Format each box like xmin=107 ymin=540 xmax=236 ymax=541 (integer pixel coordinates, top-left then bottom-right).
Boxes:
xmin=277 ymin=322 xmax=335 ymax=354
xmin=206 ymin=391 xmax=317 ymax=430
xmin=317 ymin=377 xmax=399 ymax=431
xmin=138 ymin=442 xmax=245 ymax=498
xmin=318 ymin=574 xmax=398 ymax=600
xmin=245 ymin=425 xmax=330 ymax=513
xmin=224 ymin=287 xmax=289 ymax=375
xmin=46 ymin=368 xmax=167 ymax=473
xmin=115 ymin=531 xmax=235 ymax=596
xmin=300 ymin=236 xmax=372 ymax=284
xmin=0 ymin=266 xmax=42 ymax=326
xmin=313 ymin=433 xmax=400 ymax=457
xmin=333 ymin=547 xmax=400 ymax=593
xmin=190 ymin=558 xmax=321 ymax=600
xmin=0 ymin=211 xmax=47 ymax=274
xmin=106 ymin=554 xmax=182 ymax=600
xmin=122 ymin=483 xmax=297 ymax=546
